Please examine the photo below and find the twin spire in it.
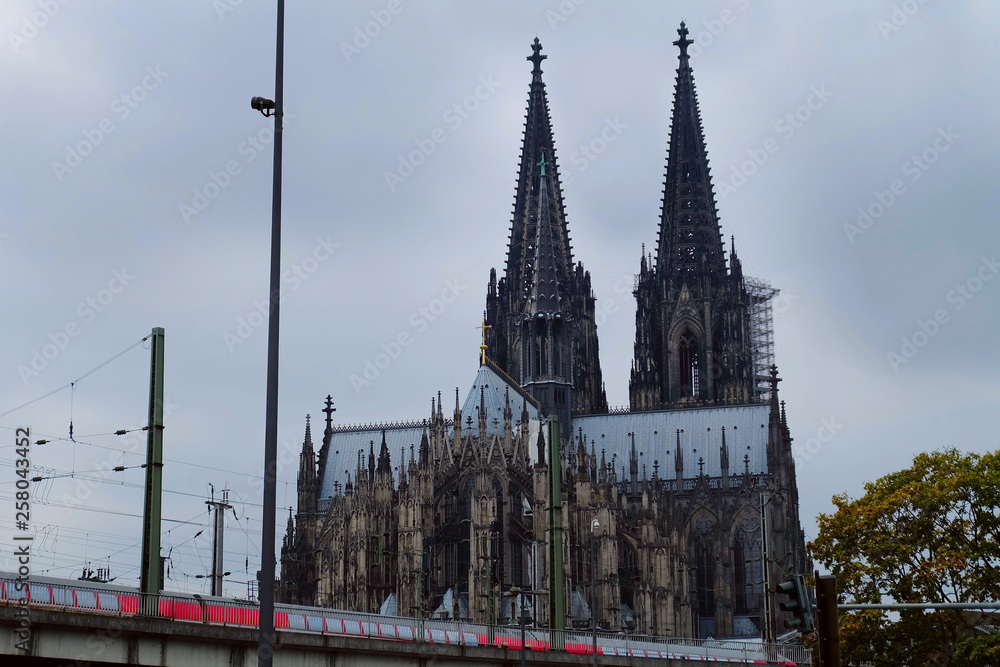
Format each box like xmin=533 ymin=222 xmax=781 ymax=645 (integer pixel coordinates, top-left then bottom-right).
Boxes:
xmin=530 ymin=152 xmax=562 ymax=315
xmin=656 ymin=21 xmax=728 ymax=283
xmin=504 ymin=38 xmax=574 ymax=307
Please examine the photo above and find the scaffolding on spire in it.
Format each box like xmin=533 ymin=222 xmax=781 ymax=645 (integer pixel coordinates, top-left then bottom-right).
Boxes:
xmin=745 ymin=276 xmax=779 ymax=402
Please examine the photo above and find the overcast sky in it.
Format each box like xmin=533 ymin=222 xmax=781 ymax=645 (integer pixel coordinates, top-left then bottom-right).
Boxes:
xmin=1 ymin=1 xmax=998 ymax=598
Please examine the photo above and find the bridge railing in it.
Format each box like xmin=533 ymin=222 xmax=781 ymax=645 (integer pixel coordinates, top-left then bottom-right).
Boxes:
xmin=0 ymin=577 xmax=810 ymax=665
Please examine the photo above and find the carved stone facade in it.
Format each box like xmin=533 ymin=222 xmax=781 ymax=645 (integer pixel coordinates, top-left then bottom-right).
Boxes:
xmin=279 ymin=26 xmax=810 ymax=640
xmin=630 ymin=24 xmax=754 ymax=411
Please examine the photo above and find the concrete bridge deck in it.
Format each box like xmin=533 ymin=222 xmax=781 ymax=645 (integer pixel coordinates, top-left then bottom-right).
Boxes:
xmin=0 ymin=605 xmax=776 ymax=667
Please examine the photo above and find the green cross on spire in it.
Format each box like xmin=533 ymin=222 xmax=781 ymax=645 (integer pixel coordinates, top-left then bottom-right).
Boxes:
xmin=538 ymin=151 xmax=547 ymax=176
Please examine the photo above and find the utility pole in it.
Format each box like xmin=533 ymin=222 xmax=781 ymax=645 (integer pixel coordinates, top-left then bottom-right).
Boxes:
xmin=760 ymin=490 xmax=775 ymax=643
xmin=140 ymin=327 xmax=165 ymax=610
xmin=207 ymin=487 xmax=232 ymax=597
xmin=591 ymin=518 xmax=599 ymax=667
xmin=815 ymin=573 xmax=840 ymax=667
xmin=546 ymin=415 xmax=565 ymax=649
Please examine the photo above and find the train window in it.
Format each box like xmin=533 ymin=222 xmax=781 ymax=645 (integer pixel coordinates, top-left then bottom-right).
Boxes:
xmin=76 ymin=589 xmax=97 ymax=608
xmin=7 ymin=581 xmax=27 ymax=600
xmin=29 ymin=583 xmax=51 ymax=604
xmin=52 ymin=585 xmax=74 ymax=606
xmin=98 ymin=592 xmax=120 ymax=611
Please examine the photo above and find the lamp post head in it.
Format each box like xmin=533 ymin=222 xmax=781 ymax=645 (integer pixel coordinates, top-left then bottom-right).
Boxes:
xmin=251 ymin=96 xmax=276 ymax=117
xmin=591 ymin=518 xmax=600 ymax=533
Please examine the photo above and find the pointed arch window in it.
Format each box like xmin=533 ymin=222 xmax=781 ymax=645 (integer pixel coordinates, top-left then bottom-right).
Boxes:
xmin=695 ymin=540 xmax=716 ymax=638
xmin=733 ymin=518 xmax=763 ymax=627
xmin=678 ymin=332 xmax=700 ymax=398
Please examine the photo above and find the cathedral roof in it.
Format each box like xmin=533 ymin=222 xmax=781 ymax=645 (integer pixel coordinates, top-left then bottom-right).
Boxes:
xmin=317 ymin=362 xmax=543 ymax=498
xmin=318 ymin=423 xmax=424 ymax=499
xmin=460 ymin=361 xmax=541 ymax=436
xmin=572 ymin=404 xmax=769 ymax=480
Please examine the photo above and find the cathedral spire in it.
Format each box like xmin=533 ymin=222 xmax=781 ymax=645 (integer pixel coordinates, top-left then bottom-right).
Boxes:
xmin=530 ymin=152 xmax=562 ymax=315
xmin=656 ymin=21 xmax=726 ymax=282
xmin=506 ymin=39 xmax=573 ymax=307
xmin=298 ymin=414 xmax=317 ymax=513
xmin=629 ymin=431 xmax=639 ymax=484
xmin=674 ymin=429 xmax=684 ymax=481
xmin=317 ymin=395 xmax=336 ymax=493
xmin=377 ymin=430 xmax=391 ymax=476
xmin=484 ymin=38 xmax=606 ymax=415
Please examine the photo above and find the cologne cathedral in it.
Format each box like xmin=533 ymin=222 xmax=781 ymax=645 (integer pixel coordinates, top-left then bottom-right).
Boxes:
xmin=279 ymin=24 xmax=810 ymax=640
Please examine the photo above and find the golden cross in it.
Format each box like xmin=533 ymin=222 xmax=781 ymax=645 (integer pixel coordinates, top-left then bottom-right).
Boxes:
xmin=476 ymin=317 xmax=492 ymax=365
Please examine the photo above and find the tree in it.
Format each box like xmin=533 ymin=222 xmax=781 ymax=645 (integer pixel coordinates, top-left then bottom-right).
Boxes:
xmin=809 ymin=448 xmax=1000 ymax=666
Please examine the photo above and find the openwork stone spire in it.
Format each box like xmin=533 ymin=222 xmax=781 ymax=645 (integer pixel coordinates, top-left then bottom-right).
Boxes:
xmin=530 ymin=152 xmax=562 ymax=315
xmin=656 ymin=21 xmax=727 ymax=284
xmin=630 ymin=23 xmax=753 ymax=410
xmin=485 ymin=38 xmax=607 ymax=417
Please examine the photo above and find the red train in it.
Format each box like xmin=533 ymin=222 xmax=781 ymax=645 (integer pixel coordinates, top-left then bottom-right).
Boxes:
xmin=0 ymin=571 xmax=801 ymax=664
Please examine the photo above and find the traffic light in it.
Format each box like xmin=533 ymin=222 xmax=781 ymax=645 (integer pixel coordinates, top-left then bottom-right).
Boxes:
xmin=777 ymin=574 xmax=814 ymax=633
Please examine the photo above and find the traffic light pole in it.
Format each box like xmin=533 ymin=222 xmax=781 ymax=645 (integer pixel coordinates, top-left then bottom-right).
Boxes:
xmin=815 ymin=574 xmax=840 ymax=667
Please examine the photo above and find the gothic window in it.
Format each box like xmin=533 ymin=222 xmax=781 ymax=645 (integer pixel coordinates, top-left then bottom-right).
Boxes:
xmin=693 ymin=515 xmax=716 ymax=638
xmin=619 ymin=541 xmax=638 ymax=626
xmin=678 ymin=332 xmax=700 ymax=398
xmin=695 ymin=542 xmax=716 ymax=638
xmin=733 ymin=517 xmax=763 ymax=626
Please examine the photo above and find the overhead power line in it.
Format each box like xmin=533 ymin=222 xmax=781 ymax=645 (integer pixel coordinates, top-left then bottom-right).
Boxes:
xmin=0 ymin=335 xmax=149 ymax=420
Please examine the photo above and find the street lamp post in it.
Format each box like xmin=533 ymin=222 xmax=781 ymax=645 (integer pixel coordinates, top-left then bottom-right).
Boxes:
xmin=251 ymin=1 xmax=284 ymax=665
xmin=504 ymin=587 xmax=527 ymax=667
xmin=591 ymin=518 xmax=599 ymax=667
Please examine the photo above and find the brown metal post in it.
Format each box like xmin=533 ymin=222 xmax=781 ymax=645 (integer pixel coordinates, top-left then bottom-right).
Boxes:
xmin=816 ymin=574 xmax=840 ymax=667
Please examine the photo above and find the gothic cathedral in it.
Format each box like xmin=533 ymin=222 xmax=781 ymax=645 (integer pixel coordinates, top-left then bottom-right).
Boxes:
xmin=279 ymin=24 xmax=810 ymax=640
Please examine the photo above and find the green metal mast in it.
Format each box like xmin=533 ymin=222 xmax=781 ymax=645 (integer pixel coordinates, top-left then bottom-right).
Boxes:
xmin=140 ymin=327 xmax=165 ymax=602
xmin=546 ymin=415 xmax=565 ymax=648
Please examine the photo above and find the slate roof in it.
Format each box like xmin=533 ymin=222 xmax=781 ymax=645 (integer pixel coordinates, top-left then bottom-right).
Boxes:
xmin=319 ymin=363 xmax=543 ymax=498
xmin=572 ymin=404 xmax=770 ymax=480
